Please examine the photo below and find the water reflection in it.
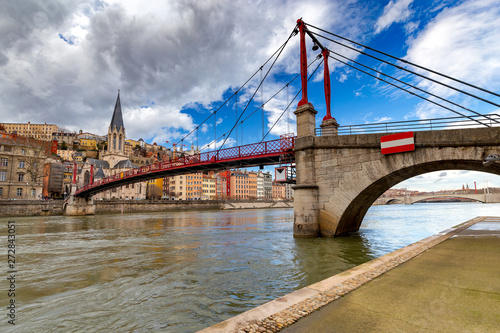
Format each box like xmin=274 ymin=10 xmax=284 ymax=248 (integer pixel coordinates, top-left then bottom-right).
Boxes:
xmin=0 ymin=203 xmax=498 ymax=332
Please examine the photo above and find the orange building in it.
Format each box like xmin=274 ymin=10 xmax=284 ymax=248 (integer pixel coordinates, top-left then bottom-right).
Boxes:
xmin=230 ymin=171 xmax=248 ymax=199
xmin=272 ymin=181 xmax=286 ymax=200
xmin=186 ymin=172 xmax=203 ymax=200
xmin=248 ymin=171 xmax=258 ymax=199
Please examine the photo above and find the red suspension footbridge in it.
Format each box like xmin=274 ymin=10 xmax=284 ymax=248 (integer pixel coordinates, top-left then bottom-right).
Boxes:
xmin=75 ymin=136 xmax=295 ymax=197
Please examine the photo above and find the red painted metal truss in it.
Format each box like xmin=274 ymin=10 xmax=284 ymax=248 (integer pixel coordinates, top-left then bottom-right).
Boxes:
xmin=75 ymin=137 xmax=295 ymax=197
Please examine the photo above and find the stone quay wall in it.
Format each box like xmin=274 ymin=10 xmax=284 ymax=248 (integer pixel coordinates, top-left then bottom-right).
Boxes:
xmin=0 ymin=199 xmax=293 ymax=217
xmin=0 ymin=200 xmax=64 ymax=216
xmin=94 ymin=200 xmax=223 ymax=214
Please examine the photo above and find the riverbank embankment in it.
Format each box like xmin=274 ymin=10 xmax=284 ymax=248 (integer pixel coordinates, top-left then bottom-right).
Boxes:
xmin=0 ymin=199 xmax=293 ymax=217
xmin=200 ymin=216 xmax=500 ymax=333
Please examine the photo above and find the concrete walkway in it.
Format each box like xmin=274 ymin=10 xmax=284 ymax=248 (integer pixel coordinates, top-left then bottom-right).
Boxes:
xmin=283 ymin=216 xmax=500 ymax=333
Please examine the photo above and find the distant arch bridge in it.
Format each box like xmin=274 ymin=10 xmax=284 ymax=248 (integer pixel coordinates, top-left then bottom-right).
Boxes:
xmin=376 ymin=193 xmax=500 ymax=205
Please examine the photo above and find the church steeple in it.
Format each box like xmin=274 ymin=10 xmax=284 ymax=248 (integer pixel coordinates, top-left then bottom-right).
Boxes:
xmin=107 ymin=90 xmax=126 ymax=156
xmin=110 ymin=90 xmax=124 ymax=130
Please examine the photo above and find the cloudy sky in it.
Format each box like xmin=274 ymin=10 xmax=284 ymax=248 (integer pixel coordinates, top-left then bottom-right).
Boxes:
xmin=1 ymin=0 xmax=500 ymax=190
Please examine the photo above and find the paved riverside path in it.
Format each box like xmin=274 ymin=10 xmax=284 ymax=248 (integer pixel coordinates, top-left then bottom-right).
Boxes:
xmin=282 ymin=216 xmax=500 ymax=333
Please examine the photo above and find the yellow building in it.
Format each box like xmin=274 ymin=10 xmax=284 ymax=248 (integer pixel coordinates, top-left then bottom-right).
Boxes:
xmin=248 ymin=171 xmax=258 ymax=199
xmin=73 ymin=153 xmax=83 ymax=162
xmin=78 ymin=138 xmax=98 ymax=150
xmin=124 ymin=141 xmax=133 ymax=156
xmin=147 ymin=178 xmax=163 ymax=199
xmin=202 ymin=173 xmax=216 ymax=200
xmin=1 ymin=122 xmax=58 ymax=141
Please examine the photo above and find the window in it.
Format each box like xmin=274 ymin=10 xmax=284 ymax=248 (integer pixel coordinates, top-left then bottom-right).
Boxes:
xmin=0 ymin=158 xmax=7 ymax=167
xmin=16 ymin=188 xmax=22 ymax=196
xmin=0 ymin=188 xmax=2 ymax=196
xmin=18 ymin=174 xmax=24 ymax=182
xmin=21 ymin=149 xmax=25 ymax=155
xmin=32 ymin=189 xmax=36 ymax=197
xmin=0 ymin=171 xmax=6 ymax=181
xmin=19 ymin=161 xmax=25 ymax=168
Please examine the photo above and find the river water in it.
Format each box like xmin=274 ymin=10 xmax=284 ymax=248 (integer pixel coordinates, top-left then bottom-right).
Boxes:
xmin=1 ymin=202 xmax=499 ymax=332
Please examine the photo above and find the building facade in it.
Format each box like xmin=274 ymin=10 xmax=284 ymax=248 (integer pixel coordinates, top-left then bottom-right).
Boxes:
xmin=263 ymin=172 xmax=273 ymax=199
xmin=0 ymin=133 xmax=54 ymax=199
xmin=1 ymin=122 xmax=58 ymax=141
xmin=186 ymin=173 xmax=203 ymax=200
xmin=57 ymin=149 xmax=75 ymax=161
xmin=272 ymin=181 xmax=286 ymax=200
xmin=202 ymin=173 xmax=216 ymax=200
xmin=52 ymin=132 xmax=78 ymax=147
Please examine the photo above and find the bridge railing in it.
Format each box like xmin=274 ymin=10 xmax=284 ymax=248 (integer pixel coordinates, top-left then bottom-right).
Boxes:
xmin=316 ymin=113 xmax=500 ymax=136
xmin=75 ymin=137 xmax=295 ymax=195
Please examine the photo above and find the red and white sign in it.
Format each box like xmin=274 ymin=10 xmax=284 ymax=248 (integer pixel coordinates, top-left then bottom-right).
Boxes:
xmin=275 ymin=167 xmax=287 ymax=181
xmin=380 ymin=131 xmax=415 ymax=155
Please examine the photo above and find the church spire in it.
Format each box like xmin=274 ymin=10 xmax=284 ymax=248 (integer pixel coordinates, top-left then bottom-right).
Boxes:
xmin=110 ymin=90 xmax=124 ymax=130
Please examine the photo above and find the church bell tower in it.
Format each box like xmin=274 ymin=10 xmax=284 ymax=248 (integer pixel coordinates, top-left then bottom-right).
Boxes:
xmin=102 ymin=90 xmax=127 ymax=167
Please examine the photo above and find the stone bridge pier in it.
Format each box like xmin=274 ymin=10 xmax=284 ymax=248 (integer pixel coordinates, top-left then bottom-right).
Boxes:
xmin=293 ymin=104 xmax=500 ymax=237
xmin=64 ymin=184 xmax=96 ymax=216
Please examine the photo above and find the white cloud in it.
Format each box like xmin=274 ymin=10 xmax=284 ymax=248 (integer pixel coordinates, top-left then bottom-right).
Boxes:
xmin=404 ymin=20 xmax=419 ymax=35
xmin=200 ymin=123 xmax=209 ymax=134
xmin=200 ymin=137 xmax=236 ymax=151
xmin=404 ymin=0 xmax=500 ymax=100
xmin=124 ymin=105 xmax=194 ymax=141
xmin=374 ymin=0 xmax=413 ymax=34
xmin=374 ymin=116 xmax=392 ymax=123
xmin=395 ymin=170 xmax=500 ymax=192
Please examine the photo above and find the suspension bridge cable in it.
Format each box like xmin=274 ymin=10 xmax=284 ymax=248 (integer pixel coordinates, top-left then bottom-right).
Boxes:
xmin=235 ymin=91 xmax=238 ymax=146
xmin=262 ymin=59 xmax=324 ymax=141
xmin=287 ymin=83 xmax=290 ymax=134
xmin=261 ymin=68 xmax=265 ymax=139
xmin=199 ymin=57 xmax=321 ymax=152
xmin=304 ymin=22 xmax=500 ymax=99
xmin=327 ymin=48 xmax=499 ymax=124
xmin=309 ymin=31 xmax=500 ymax=110
xmin=217 ymin=26 xmax=297 ymax=153
xmin=328 ymin=54 xmax=488 ymax=127
xmin=236 ymin=56 xmax=321 ymax=132
xmin=174 ymin=32 xmax=297 ymax=146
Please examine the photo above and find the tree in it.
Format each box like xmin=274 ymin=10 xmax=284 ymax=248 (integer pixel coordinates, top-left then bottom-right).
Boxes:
xmin=22 ymin=140 xmax=51 ymax=199
xmin=146 ymin=183 xmax=162 ymax=199
xmin=61 ymin=141 xmax=68 ymax=150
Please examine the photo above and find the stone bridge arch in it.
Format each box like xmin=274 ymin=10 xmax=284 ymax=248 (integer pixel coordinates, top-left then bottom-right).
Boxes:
xmin=292 ymin=105 xmax=500 ymax=237
xmin=333 ymin=159 xmax=500 ymax=236
xmin=384 ymin=198 xmax=406 ymax=205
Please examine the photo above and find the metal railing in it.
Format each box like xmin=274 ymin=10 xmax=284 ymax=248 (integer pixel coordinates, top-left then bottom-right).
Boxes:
xmin=316 ymin=114 xmax=500 ymax=136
